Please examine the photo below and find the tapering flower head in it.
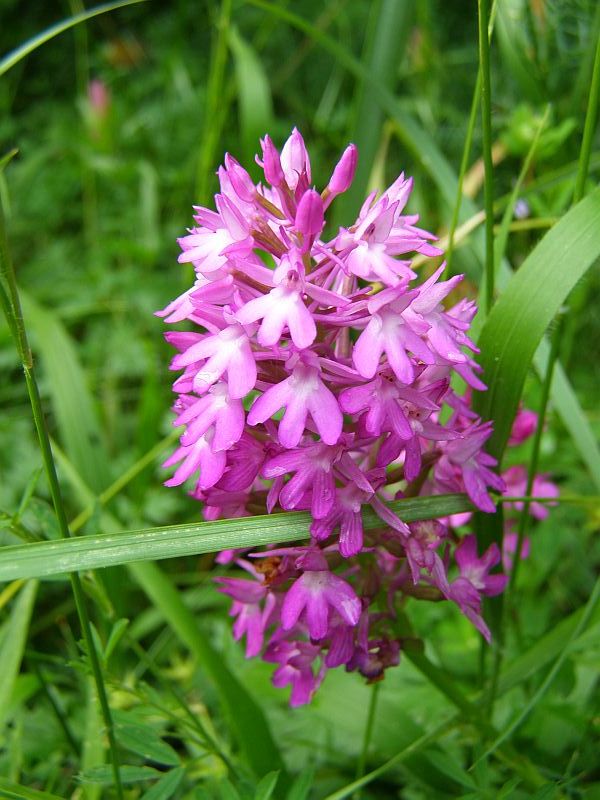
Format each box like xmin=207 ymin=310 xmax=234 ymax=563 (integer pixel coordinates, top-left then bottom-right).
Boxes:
xmin=157 ymin=129 xmax=556 ymax=705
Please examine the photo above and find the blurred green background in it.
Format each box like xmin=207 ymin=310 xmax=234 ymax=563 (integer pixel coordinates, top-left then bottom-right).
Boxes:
xmin=0 ymin=1 xmax=599 ymax=798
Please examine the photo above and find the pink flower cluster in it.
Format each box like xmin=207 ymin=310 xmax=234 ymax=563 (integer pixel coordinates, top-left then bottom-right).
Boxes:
xmin=158 ymin=130 xmax=552 ymax=706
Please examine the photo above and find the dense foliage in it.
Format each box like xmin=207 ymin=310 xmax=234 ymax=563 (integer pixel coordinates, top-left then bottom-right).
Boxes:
xmin=0 ymin=1 xmax=599 ymax=798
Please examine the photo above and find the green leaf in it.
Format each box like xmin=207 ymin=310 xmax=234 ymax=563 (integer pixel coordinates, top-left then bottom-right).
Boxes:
xmin=0 ymin=581 xmax=38 ymax=729
xmin=228 ymin=27 xmax=274 ymax=169
xmin=114 ymin=716 xmax=180 ymax=766
xmin=0 ymin=495 xmax=472 ymax=581
xmin=21 ymin=293 xmax=110 ymax=492
xmin=140 ymin=768 xmax=185 ymax=800
xmin=474 ymin=184 xmax=600 ymax=461
xmin=80 ymin=765 xmax=163 ymax=784
xmin=130 ymin=561 xmax=287 ymax=781
xmin=254 ymin=772 xmax=280 ymax=800
xmin=217 ymin=780 xmax=242 ymax=800
xmin=0 ymin=0 xmax=147 ymax=77
xmin=249 ymin=0 xmax=600 ymax=486
xmin=334 ymin=0 xmax=414 ymax=222
xmin=285 ymin=768 xmax=314 ymax=800
xmin=0 ymin=778 xmax=64 ymax=800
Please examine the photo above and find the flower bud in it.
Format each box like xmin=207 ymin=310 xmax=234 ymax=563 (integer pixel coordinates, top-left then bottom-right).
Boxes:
xmin=327 ymin=143 xmax=357 ymax=195
xmin=224 ymin=153 xmax=256 ymax=202
xmin=295 ymin=189 xmax=324 ymax=239
xmin=260 ymin=135 xmax=284 ymax=187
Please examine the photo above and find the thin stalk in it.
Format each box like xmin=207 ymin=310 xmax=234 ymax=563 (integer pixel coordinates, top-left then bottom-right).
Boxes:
xmin=195 ymin=0 xmax=232 ymax=203
xmin=478 ymin=0 xmax=495 ymax=313
xmin=444 ymin=71 xmax=480 ymax=277
xmin=0 ymin=201 xmax=123 ymax=798
xmin=354 ymin=683 xmax=380 ymax=785
xmin=28 ymin=658 xmax=81 ymax=758
xmin=69 ymin=429 xmax=179 ymax=533
xmin=493 ymin=106 xmax=551 ymax=271
xmin=325 ymin=719 xmax=458 ymax=800
xmin=561 ymin=26 xmax=600 ymax=367
xmin=508 ymin=321 xmax=562 ymax=593
xmin=573 ymin=29 xmax=600 ymax=205
xmin=484 ymin=35 xmax=600 ymax=716
xmin=484 ymin=317 xmax=562 ymax=715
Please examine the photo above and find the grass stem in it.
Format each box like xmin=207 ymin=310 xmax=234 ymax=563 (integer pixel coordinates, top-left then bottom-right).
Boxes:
xmin=0 ymin=199 xmax=124 ymax=799
xmin=478 ymin=0 xmax=494 ymax=313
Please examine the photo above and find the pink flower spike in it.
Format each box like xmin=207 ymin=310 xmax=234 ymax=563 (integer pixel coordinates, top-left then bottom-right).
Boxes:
xmin=248 ymin=363 xmax=343 ymax=448
xmin=281 ymin=570 xmax=361 ymax=640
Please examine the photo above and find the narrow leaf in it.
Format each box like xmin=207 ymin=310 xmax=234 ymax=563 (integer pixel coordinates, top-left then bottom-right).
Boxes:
xmin=0 ymin=0 xmax=147 ymax=77
xmin=130 ymin=561 xmax=287 ymax=780
xmin=228 ymin=27 xmax=274 ymax=168
xmin=141 ymin=768 xmax=185 ymax=800
xmin=254 ymin=771 xmax=280 ymax=800
xmin=0 ymin=581 xmax=38 ymax=729
xmin=21 ymin=293 xmax=110 ymax=491
xmin=474 ymin=184 xmax=600 ymax=461
xmin=0 ymin=779 xmax=64 ymax=800
xmin=0 ymin=495 xmax=472 ymax=581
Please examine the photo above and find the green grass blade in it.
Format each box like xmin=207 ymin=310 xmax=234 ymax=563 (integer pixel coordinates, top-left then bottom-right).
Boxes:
xmin=0 ymin=0 xmax=147 ymax=78
xmin=130 ymin=561 xmax=287 ymax=780
xmin=535 ymin=357 xmax=600 ymax=492
xmin=20 ymin=293 xmax=110 ymax=492
xmin=473 ymin=184 xmax=600 ymax=461
xmin=334 ymin=0 xmax=414 ymax=222
xmin=497 ymin=599 xmax=600 ymax=696
xmin=478 ymin=0 xmax=495 ymax=313
xmin=228 ymin=27 xmax=274 ymax=169
xmin=493 ymin=105 xmax=550 ymax=275
xmin=0 ymin=779 xmax=64 ymax=800
xmin=495 ymin=0 xmax=543 ymax=103
xmin=474 ymin=575 xmax=600 ymax=766
xmin=140 ymin=768 xmax=185 ymax=800
xmin=0 ymin=495 xmax=472 ymax=581
xmin=0 ymin=581 xmax=38 ymax=730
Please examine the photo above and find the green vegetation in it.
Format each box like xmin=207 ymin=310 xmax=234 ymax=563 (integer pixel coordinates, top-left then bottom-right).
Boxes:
xmin=1 ymin=1 xmax=599 ymax=797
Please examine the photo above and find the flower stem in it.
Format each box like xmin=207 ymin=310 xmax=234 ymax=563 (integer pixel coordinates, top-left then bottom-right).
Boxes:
xmin=0 ymin=199 xmax=124 ymax=799
xmin=355 ymin=682 xmax=380 ymax=786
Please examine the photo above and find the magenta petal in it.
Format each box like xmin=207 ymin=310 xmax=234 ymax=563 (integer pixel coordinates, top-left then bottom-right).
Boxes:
xmin=353 ymin=319 xmax=384 ymax=378
xmin=281 ymin=580 xmax=309 ymax=632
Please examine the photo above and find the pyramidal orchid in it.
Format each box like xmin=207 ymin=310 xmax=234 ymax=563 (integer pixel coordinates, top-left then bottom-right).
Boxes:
xmin=158 ymin=129 xmax=557 ymax=706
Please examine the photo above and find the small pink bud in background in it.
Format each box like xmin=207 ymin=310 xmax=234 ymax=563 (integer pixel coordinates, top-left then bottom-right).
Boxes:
xmin=295 ymin=189 xmax=324 ymax=240
xmin=328 ymin=144 xmax=358 ymax=195
xmin=261 ymin=135 xmax=284 ymax=187
xmin=87 ymin=78 xmax=110 ymax=118
xmin=508 ymin=407 xmax=538 ymax=446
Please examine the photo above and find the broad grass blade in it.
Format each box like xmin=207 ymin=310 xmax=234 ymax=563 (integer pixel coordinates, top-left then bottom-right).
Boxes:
xmin=0 ymin=495 xmax=472 ymax=581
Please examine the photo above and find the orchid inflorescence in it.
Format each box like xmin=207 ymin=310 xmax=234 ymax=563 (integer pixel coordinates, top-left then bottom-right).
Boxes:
xmin=158 ymin=129 xmax=556 ymax=706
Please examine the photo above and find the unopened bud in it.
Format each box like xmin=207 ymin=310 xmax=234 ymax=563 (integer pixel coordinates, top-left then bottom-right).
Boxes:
xmin=328 ymin=144 xmax=357 ymax=195
xmin=295 ymin=189 xmax=324 ymax=239
xmin=261 ymin=135 xmax=284 ymax=187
